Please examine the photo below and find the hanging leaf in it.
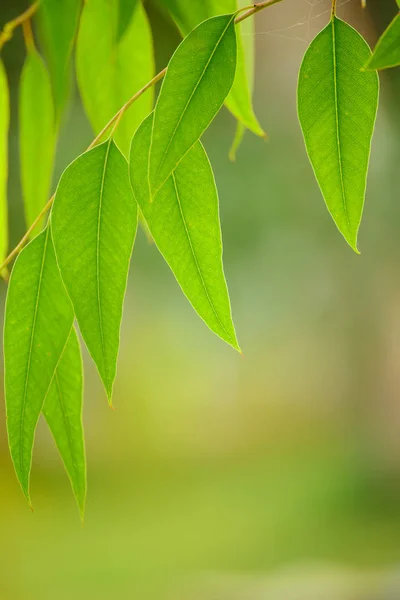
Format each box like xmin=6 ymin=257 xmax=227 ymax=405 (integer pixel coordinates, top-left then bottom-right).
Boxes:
xmin=51 ymin=140 xmax=137 ymax=401
xmin=149 ymin=13 xmax=237 ymax=194
xmin=76 ymin=0 xmax=154 ymax=157
xmin=36 ymin=0 xmax=82 ymax=116
xmin=0 ymin=59 xmax=8 ymax=267
xmin=4 ymin=227 xmax=74 ymax=502
xmin=130 ymin=113 xmax=240 ymax=351
xmin=43 ymin=327 xmax=86 ymax=519
xmin=297 ymin=17 xmax=379 ymax=252
xmin=19 ymin=48 xmax=55 ymax=236
xmin=158 ymin=0 xmax=264 ymax=147
xmin=364 ymin=12 xmax=400 ymax=71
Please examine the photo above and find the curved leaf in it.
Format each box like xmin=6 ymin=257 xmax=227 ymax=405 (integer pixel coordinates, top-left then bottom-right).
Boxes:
xmin=36 ymin=0 xmax=82 ymax=116
xmin=76 ymin=0 xmax=154 ymax=157
xmin=130 ymin=113 xmax=240 ymax=351
xmin=0 ymin=60 xmax=8 ymax=266
xmin=297 ymin=17 xmax=379 ymax=252
xmin=51 ymin=140 xmax=137 ymax=400
xmin=4 ymin=227 xmax=74 ymax=501
xmin=149 ymin=13 xmax=237 ymax=193
xmin=364 ymin=13 xmax=400 ymax=71
xmin=19 ymin=48 xmax=55 ymax=236
xmin=43 ymin=327 xmax=86 ymax=519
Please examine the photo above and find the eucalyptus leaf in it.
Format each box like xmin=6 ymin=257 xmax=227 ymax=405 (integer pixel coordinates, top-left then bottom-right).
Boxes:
xmin=37 ymin=0 xmax=82 ymax=116
xmin=298 ymin=17 xmax=379 ymax=252
xmin=43 ymin=327 xmax=86 ymax=519
xmin=51 ymin=140 xmax=137 ymax=400
xmin=4 ymin=227 xmax=74 ymax=502
xmin=76 ymin=0 xmax=154 ymax=157
xmin=0 ymin=60 xmax=8 ymax=266
xmin=364 ymin=13 xmax=400 ymax=71
xmin=149 ymin=13 xmax=237 ymax=193
xmin=130 ymin=113 xmax=240 ymax=351
xmin=19 ymin=48 xmax=55 ymax=236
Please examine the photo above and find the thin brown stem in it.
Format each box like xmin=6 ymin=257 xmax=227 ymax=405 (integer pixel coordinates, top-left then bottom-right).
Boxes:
xmin=234 ymin=0 xmax=284 ymax=24
xmin=0 ymin=2 xmax=39 ymax=50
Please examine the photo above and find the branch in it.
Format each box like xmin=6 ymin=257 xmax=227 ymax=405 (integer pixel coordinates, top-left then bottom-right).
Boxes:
xmin=0 ymin=2 xmax=39 ymax=50
xmin=0 ymin=0 xmax=281 ymax=276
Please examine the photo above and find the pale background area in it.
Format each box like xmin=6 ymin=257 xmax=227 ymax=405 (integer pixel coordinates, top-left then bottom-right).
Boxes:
xmin=1 ymin=0 xmax=400 ymax=598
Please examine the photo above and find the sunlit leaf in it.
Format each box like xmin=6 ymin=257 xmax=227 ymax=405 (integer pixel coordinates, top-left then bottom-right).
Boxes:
xmin=51 ymin=140 xmax=137 ymax=400
xmin=159 ymin=0 xmax=264 ymax=147
xmin=297 ymin=17 xmax=379 ymax=252
xmin=0 ymin=60 xmax=8 ymax=266
xmin=43 ymin=327 xmax=86 ymax=519
xmin=76 ymin=0 xmax=154 ymax=157
xmin=130 ymin=113 xmax=240 ymax=351
xmin=364 ymin=13 xmax=400 ymax=71
xmin=4 ymin=227 xmax=74 ymax=502
xmin=149 ymin=14 xmax=237 ymax=193
xmin=19 ymin=48 xmax=55 ymax=236
xmin=36 ymin=0 xmax=82 ymax=116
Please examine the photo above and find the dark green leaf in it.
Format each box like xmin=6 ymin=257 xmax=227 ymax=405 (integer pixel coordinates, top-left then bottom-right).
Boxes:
xmin=364 ymin=13 xmax=400 ymax=71
xmin=298 ymin=17 xmax=379 ymax=252
xmin=130 ymin=113 xmax=240 ymax=351
xmin=51 ymin=140 xmax=137 ymax=400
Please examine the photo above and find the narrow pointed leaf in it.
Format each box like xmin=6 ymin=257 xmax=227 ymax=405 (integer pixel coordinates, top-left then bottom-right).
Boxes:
xmin=76 ymin=0 xmax=154 ymax=157
xmin=51 ymin=140 xmax=138 ymax=400
xmin=297 ymin=17 xmax=379 ymax=251
xmin=43 ymin=327 xmax=86 ymax=519
xmin=130 ymin=113 xmax=239 ymax=351
xmin=4 ymin=227 xmax=74 ymax=501
xmin=36 ymin=0 xmax=82 ymax=115
xmin=19 ymin=48 xmax=55 ymax=236
xmin=364 ymin=13 xmax=400 ymax=71
xmin=149 ymin=14 xmax=237 ymax=193
xmin=0 ymin=60 xmax=8 ymax=265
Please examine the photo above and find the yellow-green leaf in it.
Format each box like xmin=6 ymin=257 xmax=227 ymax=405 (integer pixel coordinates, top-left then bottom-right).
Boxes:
xmin=364 ymin=12 xmax=400 ymax=71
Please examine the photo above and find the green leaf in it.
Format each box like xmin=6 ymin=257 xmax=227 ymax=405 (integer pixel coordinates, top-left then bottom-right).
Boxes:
xmin=36 ymin=0 xmax=82 ymax=116
xmin=0 ymin=59 xmax=8 ymax=266
xmin=297 ymin=17 xmax=379 ymax=252
xmin=4 ymin=227 xmax=74 ymax=502
xmin=19 ymin=48 xmax=55 ymax=237
xmin=43 ymin=327 xmax=86 ymax=519
xmin=149 ymin=13 xmax=237 ymax=194
xmin=76 ymin=0 xmax=154 ymax=157
xmin=130 ymin=113 xmax=240 ymax=351
xmin=159 ymin=0 xmax=264 ymax=144
xmin=51 ymin=140 xmax=137 ymax=400
xmin=364 ymin=13 xmax=400 ymax=71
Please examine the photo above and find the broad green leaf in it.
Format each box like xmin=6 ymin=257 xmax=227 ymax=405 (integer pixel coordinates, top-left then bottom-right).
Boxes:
xmin=297 ymin=17 xmax=379 ymax=252
xmin=130 ymin=113 xmax=240 ymax=351
xmin=4 ymin=227 xmax=74 ymax=502
xmin=37 ymin=0 xmax=82 ymax=116
xmin=149 ymin=14 xmax=237 ymax=194
xmin=43 ymin=327 xmax=86 ymax=519
xmin=364 ymin=13 xmax=400 ymax=71
xmin=19 ymin=48 xmax=55 ymax=236
xmin=0 ymin=60 xmax=8 ymax=266
xmin=76 ymin=0 xmax=154 ymax=157
xmin=158 ymin=0 xmax=264 ymax=145
xmin=51 ymin=140 xmax=137 ymax=400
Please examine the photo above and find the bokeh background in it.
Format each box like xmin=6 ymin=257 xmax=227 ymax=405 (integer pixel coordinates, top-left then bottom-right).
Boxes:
xmin=1 ymin=0 xmax=400 ymax=598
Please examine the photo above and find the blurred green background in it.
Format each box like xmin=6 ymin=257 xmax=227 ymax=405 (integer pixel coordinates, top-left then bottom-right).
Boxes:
xmin=1 ymin=0 xmax=400 ymax=598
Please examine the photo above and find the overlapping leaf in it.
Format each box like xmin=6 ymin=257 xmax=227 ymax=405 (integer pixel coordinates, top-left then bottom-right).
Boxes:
xmin=19 ymin=48 xmax=55 ymax=236
xmin=364 ymin=12 xmax=400 ymax=71
xmin=51 ymin=140 xmax=137 ymax=400
xmin=130 ymin=113 xmax=239 ymax=350
xmin=4 ymin=227 xmax=74 ymax=501
xmin=43 ymin=327 xmax=86 ymax=518
xmin=298 ymin=17 xmax=379 ymax=251
xmin=0 ymin=60 xmax=8 ymax=267
xmin=37 ymin=0 xmax=82 ymax=116
xmin=76 ymin=0 xmax=154 ymax=157
xmin=149 ymin=13 xmax=237 ymax=193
